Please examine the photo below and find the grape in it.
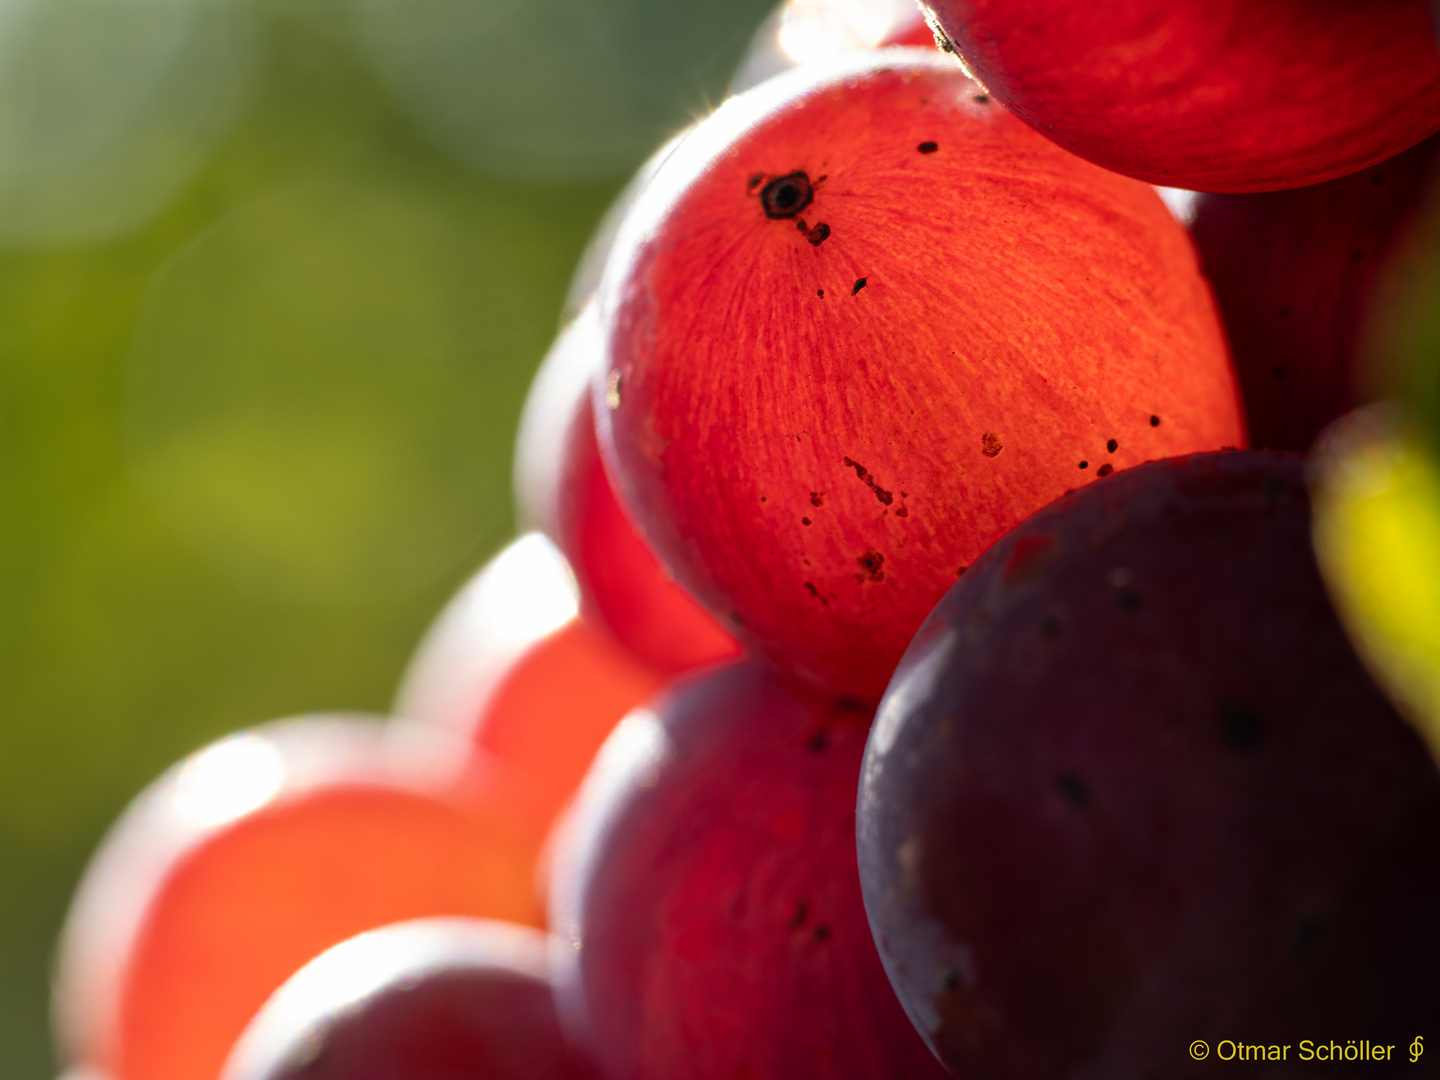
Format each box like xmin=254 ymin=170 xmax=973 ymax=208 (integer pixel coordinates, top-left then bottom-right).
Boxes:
xmin=394 ymin=533 xmax=665 ymax=864
xmin=597 ymin=50 xmax=1243 ymax=702
xmin=858 ymin=451 xmax=1440 ymax=1078
xmin=1190 ymin=133 xmax=1440 ymax=451
xmin=730 ymin=0 xmax=934 ymax=94
xmin=549 ymin=660 xmax=949 ymax=1080
xmin=920 ymin=0 xmax=1440 ymax=192
xmin=222 ymin=919 xmax=598 ymax=1080
xmin=54 ymin=717 xmax=539 ymax=1080
xmin=516 ymin=307 xmax=743 ymax=675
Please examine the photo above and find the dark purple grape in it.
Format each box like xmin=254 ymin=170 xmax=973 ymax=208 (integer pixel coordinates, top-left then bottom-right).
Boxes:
xmin=858 ymin=451 xmax=1440 ymax=1079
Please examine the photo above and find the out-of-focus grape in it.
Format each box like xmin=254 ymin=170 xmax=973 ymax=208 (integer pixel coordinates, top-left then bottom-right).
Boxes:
xmin=393 ymin=534 xmax=664 ymax=884
xmin=0 ymin=0 xmax=254 ymax=247
xmin=1312 ymin=406 xmax=1440 ymax=762
xmin=730 ymin=0 xmax=930 ymax=93
xmin=124 ymin=177 xmax=536 ymax=604
xmin=353 ymin=0 xmax=775 ymax=180
xmin=54 ymin=715 xmax=539 ymax=1080
xmin=221 ymin=919 xmax=598 ymax=1080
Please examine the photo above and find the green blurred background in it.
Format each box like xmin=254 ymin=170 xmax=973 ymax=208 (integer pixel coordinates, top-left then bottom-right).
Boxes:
xmin=0 ymin=0 xmax=772 ymax=1074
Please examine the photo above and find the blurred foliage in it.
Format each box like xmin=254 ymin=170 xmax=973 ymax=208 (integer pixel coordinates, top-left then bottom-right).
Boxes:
xmin=0 ymin=0 xmax=771 ymax=1075
xmin=1312 ymin=408 xmax=1440 ymax=764
xmin=1316 ymin=162 xmax=1440 ymax=767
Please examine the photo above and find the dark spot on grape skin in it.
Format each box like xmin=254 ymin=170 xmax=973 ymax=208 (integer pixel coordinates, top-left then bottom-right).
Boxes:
xmin=852 ymin=277 xmax=867 ymax=295
xmin=1107 ymin=439 xmax=1118 ymax=453
xmin=810 ymin=491 xmax=824 ymax=507
xmin=1097 ymin=463 xmax=1113 ymax=477
xmin=812 ymin=924 xmax=831 ymax=941
xmin=1057 ymin=772 xmax=1089 ymax=807
xmin=816 ymin=289 xmax=824 ymax=298
xmin=802 ymin=517 xmax=811 ymax=526
xmin=917 ymin=140 xmax=938 ymax=154
xmin=1288 ymin=915 xmax=1326 ymax=959
xmin=941 ymin=968 xmax=962 ymax=991
xmin=807 ymin=730 xmax=829 ymax=754
xmin=803 ymin=582 xmax=829 ymax=606
xmin=981 ymin=431 xmax=1003 ymax=457
xmin=789 ymin=899 xmax=810 ymax=929
xmin=895 ymin=505 xmax=908 ymax=518
xmin=973 ymin=93 xmax=989 ymax=104
xmin=957 ymin=565 xmax=968 ymax=577
xmin=760 ymin=172 xmax=814 ymax=219
xmin=842 ymin=456 xmax=893 ymax=504
xmin=1079 ymin=461 xmax=1088 ymax=469
xmin=747 ymin=173 xmax=765 ymax=191
xmin=760 ymin=496 xmax=767 ymax=503
xmin=1117 ymin=590 xmax=1141 ymax=613
xmin=1150 ymin=414 xmax=1160 ymax=427
xmin=1218 ymin=703 xmax=1266 ymax=753
xmin=856 ymin=549 xmax=885 ymax=583
xmin=800 ymin=221 xmax=830 ymax=246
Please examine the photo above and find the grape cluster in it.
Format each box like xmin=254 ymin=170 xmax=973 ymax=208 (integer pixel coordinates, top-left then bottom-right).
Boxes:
xmin=51 ymin=2 xmax=1440 ymax=1079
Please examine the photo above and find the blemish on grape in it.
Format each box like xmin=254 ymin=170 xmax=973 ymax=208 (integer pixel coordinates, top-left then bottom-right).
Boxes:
xmin=917 ymin=141 xmax=938 ymax=154
xmin=789 ymin=899 xmax=809 ymax=929
xmin=1078 ymin=461 xmax=1088 ymax=469
xmin=851 ymin=277 xmax=867 ymax=295
xmin=801 ymin=517 xmax=811 ymax=526
xmin=842 ymin=456 xmax=893 ymax=504
xmin=1057 ymin=772 xmax=1089 ymax=807
xmin=804 ymin=582 xmax=829 ymax=606
xmin=856 ymin=549 xmax=886 ymax=583
xmin=812 ymin=924 xmax=831 ymax=941
xmin=759 ymin=172 xmax=814 ymax=219
xmin=1096 ymin=463 xmax=1113 ymax=477
xmin=1149 ymin=414 xmax=1160 ymax=427
xmin=810 ymin=491 xmax=824 ymax=507
xmin=981 ymin=431 xmax=1003 ymax=457
xmin=1106 ymin=438 xmax=1118 ymax=453
xmin=605 ymin=370 xmax=622 ymax=409
xmin=1217 ymin=703 xmax=1266 ymax=753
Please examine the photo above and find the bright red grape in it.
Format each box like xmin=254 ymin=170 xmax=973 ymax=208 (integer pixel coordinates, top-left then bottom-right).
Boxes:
xmin=515 ymin=307 xmax=743 ymax=675
xmin=55 ymin=718 xmax=539 ymax=1080
xmin=921 ymin=0 xmax=1440 ymax=192
xmin=549 ymin=660 xmax=950 ymax=1080
xmin=221 ymin=919 xmax=598 ymax=1080
xmin=394 ymin=535 xmax=666 ymax=876
xmin=597 ymin=50 xmax=1243 ymax=702
xmin=858 ymin=451 xmax=1440 ymax=1077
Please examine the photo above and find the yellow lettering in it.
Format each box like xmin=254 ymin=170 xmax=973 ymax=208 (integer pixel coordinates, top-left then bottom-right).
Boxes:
xmin=1218 ymin=1040 xmax=1236 ymax=1061
xmin=1300 ymin=1041 xmax=1315 ymax=1061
